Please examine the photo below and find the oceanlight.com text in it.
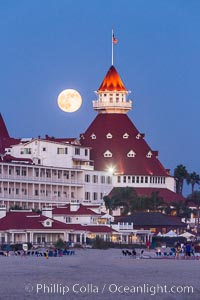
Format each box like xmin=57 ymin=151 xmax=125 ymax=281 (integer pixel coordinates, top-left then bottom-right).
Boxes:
xmin=25 ymin=282 xmax=194 ymax=296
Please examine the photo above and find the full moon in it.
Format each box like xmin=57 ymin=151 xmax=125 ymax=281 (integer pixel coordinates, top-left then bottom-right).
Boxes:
xmin=57 ymin=89 xmax=82 ymax=113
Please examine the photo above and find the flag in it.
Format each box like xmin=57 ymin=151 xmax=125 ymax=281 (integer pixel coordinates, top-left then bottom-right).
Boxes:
xmin=112 ymin=34 xmax=118 ymax=44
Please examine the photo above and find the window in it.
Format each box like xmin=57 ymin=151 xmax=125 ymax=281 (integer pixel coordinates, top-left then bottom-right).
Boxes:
xmin=85 ymin=149 xmax=88 ymax=156
xmin=91 ymin=133 xmax=96 ymax=139
xmin=24 ymin=148 xmax=31 ymax=154
xmin=22 ymin=169 xmax=26 ymax=176
xmin=64 ymin=172 xmax=69 ymax=179
xmin=42 ymin=148 xmax=46 ymax=151
xmin=66 ymin=217 xmax=71 ymax=223
xmin=57 ymin=148 xmax=65 ymax=154
xmin=141 ymin=176 xmax=144 ymax=183
xmin=145 ymin=176 xmax=148 ymax=183
xmin=75 ymin=147 xmax=80 ymax=155
xmin=146 ymin=151 xmax=153 ymax=158
xmin=85 ymin=192 xmax=90 ymax=200
xmin=136 ymin=133 xmax=141 ymax=139
xmin=127 ymin=150 xmax=136 ymax=157
xmin=35 ymin=190 xmax=39 ymax=196
xmin=104 ymin=150 xmax=112 ymax=157
xmin=132 ymin=176 xmax=135 ymax=183
xmin=93 ymin=175 xmax=98 ymax=183
xmin=117 ymin=176 xmax=121 ymax=183
xmin=85 ymin=174 xmax=90 ymax=183
xmin=123 ymin=133 xmax=129 ymax=139
xmin=101 ymin=176 xmax=105 ymax=184
xmin=107 ymin=176 xmax=112 ymax=184
xmin=16 ymin=168 xmax=20 ymax=176
xmin=123 ymin=176 xmax=126 ymax=183
xmin=106 ymin=133 xmax=112 ymax=139
xmin=93 ymin=192 xmax=98 ymax=200
xmin=136 ymin=176 xmax=139 ymax=183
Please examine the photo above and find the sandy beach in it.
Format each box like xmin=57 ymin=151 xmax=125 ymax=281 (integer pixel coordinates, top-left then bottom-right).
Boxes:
xmin=1 ymin=248 xmax=200 ymax=300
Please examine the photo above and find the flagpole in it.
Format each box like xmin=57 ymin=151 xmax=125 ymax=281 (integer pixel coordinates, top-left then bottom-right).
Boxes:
xmin=112 ymin=29 xmax=114 ymax=65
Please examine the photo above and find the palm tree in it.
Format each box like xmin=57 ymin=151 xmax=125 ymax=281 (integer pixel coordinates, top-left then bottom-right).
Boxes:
xmin=174 ymin=164 xmax=188 ymax=195
xmin=187 ymin=191 xmax=200 ymax=233
xmin=170 ymin=200 xmax=191 ymax=219
xmin=149 ymin=191 xmax=165 ymax=211
xmin=104 ymin=187 xmax=138 ymax=215
xmin=186 ymin=172 xmax=200 ymax=199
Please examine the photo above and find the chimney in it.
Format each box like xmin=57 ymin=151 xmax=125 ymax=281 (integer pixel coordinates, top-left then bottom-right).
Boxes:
xmin=70 ymin=200 xmax=80 ymax=212
xmin=0 ymin=205 xmax=7 ymax=219
xmin=42 ymin=205 xmax=52 ymax=219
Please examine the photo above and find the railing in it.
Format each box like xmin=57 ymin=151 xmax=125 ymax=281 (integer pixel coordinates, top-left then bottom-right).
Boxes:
xmin=93 ymin=100 xmax=132 ymax=109
xmin=0 ymin=174 xmax=84 ymax=185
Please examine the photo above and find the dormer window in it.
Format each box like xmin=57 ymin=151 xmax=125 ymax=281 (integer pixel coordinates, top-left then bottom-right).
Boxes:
xmin=146 ymin=151 xmax=153 ymax=158
xmin=136 ymin=133 xmax=141 ymax=139
xmin=106 ymin=133 xmax=112 ymax=139
xmin=104 ymin=150 xmax=112 ymax=157
xmin=127 ymin=150 xmax=136 ymax=157
xmin=42 ymin=219 xmax=53 ymax=227
xmin=91 ymin=134 xmax=96 ymax=140
xmin=123 ymin=133 xmax=129 ymax=139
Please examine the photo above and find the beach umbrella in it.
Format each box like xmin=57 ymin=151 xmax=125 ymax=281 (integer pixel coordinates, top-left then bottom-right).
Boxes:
xmin=164 ymin=230 xmax=177 ymax=237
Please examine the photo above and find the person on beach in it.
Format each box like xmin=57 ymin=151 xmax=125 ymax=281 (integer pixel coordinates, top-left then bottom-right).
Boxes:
xmin=185 ymin=242 xmax=191 ymax=259
xmin=175 ymin=242 xmax=181 ymax=259
xmin=191 ymin=243 xmax=195 ymax=258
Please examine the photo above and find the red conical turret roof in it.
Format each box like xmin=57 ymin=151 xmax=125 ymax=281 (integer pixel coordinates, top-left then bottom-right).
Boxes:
xmin=98 ymin=66 xmax=127 ymax=92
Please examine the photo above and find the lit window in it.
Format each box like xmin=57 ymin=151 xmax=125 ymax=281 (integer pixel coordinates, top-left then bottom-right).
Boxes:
xmin=136 ymin=133 xmax=141 ymax=139
xmin=146 ymin=151 xmax=153 ymax=158
xmin=127 ymin=150 xmax=136 ymax=157
xmin=106 ymin=133 xmax=112 ymax=139
xmin=123 ymin=133 xmax=129 ymax=139
xmin=104 ymin=150 xmax=112 ymax=157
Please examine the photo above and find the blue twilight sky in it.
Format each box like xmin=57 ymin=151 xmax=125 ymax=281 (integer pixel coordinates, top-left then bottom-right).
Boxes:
xmin=0 ymin=0 xmax=199 ymax=194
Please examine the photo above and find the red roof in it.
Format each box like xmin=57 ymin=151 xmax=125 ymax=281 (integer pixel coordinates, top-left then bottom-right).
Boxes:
xmin=80 ymin=113 xmax=169 ymax=176
xmin=0 ymin=113 xmax=21 ymax=154
xmin=109 ymin=187 xmax=186 ymax=204
xmin=98 ymin=66 xmax=127 ymax=92
xmin=2 ymin=154 xmax=33 ymax=163
xmin=52 ymin=204 xmax=100 ymax=216
xmin=134 ymin=187 xmax=186 ymax=204
xmin=0 ymin=211 xmax=115 ymax=234
xmin=0 ymin=114 xmax=9 ymax=138
xmin=0 ymin=211 xmax=83 ymax=231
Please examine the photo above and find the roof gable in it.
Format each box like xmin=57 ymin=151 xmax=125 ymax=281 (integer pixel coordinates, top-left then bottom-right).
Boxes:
xmin=80 ymin=114 xmax=169 ymax=176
